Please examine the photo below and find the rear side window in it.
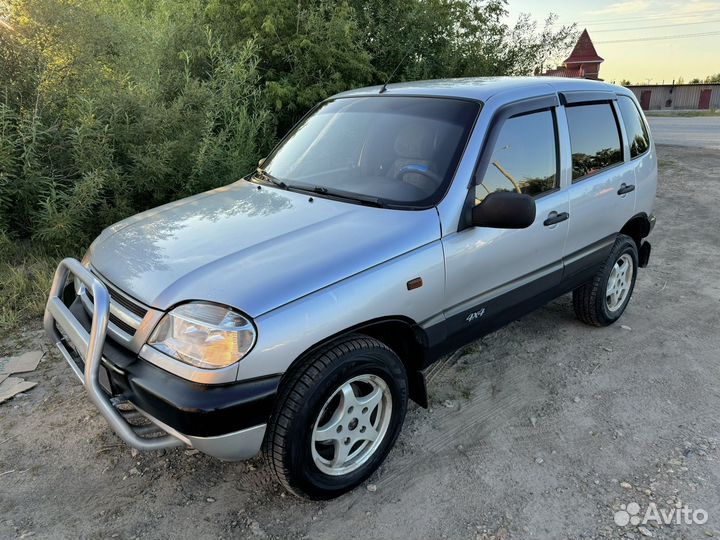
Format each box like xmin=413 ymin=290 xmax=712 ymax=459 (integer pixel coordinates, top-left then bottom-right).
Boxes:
xmin=476 ymin=109 xmax=558 ymax=201
xmin=566 ymin=103 xmax=623 ymax=181
xmin=618 ymin=95 xmax=650 ymax=158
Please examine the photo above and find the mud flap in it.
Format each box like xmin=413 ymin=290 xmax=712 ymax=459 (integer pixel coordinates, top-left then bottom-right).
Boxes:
xmin=639 ymin=241 xmax=651 ymax=268
xmin=408 ymin=368 xmax=429 ymax=409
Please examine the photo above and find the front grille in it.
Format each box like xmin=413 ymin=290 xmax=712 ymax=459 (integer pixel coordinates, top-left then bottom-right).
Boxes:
xmin=85 ymin=289 xmax=141 ymax=335
xmin=105 ymin=285 xmax=147 ymax=318
xmin=111 ymin=314 xmax=136 ymax=335
xmin=79 ymin=272 xmax=148 ymax=338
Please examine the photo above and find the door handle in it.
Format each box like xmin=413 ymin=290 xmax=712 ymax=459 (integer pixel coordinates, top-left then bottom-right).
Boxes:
xmin=543 ymin=211 xmax=569 ymax=226
xmin=617 ymin=183 xmax=636 ymax=195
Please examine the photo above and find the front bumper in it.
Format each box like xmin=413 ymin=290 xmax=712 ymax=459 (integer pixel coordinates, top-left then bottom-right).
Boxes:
xmin=44 ymin=258 xmax=278 ymax=460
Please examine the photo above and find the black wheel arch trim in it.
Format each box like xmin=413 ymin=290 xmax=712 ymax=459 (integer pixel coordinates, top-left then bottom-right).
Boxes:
xmin=628 ymin=211 xmax=653 ymax=233
xmin=620 ymin=212 xmax=655 ymax=249
xmin=281 ymin=315 xmax=432 ymax=408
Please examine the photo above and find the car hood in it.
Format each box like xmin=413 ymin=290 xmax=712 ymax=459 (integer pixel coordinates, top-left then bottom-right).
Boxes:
xmin=89 ymin=180 xmax=441 ymax=316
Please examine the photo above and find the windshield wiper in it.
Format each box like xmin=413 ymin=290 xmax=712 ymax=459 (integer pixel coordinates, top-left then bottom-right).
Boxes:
xmin=252 ymin=173 xmax=385 ymax=208
xmin=308 ymin=185 xmax=385 ymax=208
xmin=253 ymin=167 xmax=287 ymax=190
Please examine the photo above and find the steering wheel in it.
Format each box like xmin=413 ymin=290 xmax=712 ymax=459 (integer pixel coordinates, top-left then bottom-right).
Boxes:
xmin=395 ymin=164 xmax=442 ymax=184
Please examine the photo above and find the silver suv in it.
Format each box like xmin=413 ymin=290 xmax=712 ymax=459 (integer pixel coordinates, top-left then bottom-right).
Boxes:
xmin=45 ymin=77 xmax=657 ymax=499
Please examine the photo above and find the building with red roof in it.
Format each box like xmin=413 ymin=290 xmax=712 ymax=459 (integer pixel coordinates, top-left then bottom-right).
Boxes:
xmin=539 ymin=29 xmax=604 ymax=80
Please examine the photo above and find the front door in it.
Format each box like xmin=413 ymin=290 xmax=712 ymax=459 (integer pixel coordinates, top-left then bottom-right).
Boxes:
xmin=442 ymin=101 xmax=569 ymax=343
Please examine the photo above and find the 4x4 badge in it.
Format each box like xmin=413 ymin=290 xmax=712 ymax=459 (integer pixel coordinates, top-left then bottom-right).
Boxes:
xmin=466 ymin=308 xmax=486 ymax=323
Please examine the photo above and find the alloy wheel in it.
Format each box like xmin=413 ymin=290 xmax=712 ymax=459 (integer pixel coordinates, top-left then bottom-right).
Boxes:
xmin=606 ymin=253 xmax=634 ymax=312
xmin=311 ymin=374 xmax=393 ymax=476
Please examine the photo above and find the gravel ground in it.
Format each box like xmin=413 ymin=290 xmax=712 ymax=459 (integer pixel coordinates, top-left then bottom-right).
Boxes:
xmin=1 ymin=144 xmax=719 ymax=540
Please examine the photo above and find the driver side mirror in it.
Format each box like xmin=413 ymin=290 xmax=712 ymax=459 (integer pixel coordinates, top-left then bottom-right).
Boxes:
xmin=471 ymin=191 xmax=536 ymax=229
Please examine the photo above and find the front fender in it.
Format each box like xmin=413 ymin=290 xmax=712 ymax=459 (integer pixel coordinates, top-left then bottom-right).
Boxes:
xmin=236 ymin=241 xmax=445 ymax=381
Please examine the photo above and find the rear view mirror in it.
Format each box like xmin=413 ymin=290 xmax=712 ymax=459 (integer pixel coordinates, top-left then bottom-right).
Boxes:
xmin=258 ymin=157 xmax=266 ymax=168
xmin=471 ymin=191 xmax=536 ymax=229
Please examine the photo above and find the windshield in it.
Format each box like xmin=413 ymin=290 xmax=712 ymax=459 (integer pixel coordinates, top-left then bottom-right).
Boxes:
xmin=263 ymin=96 xmax=480 ymax=208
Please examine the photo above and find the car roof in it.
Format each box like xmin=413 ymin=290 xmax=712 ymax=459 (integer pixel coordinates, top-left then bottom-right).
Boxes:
xmin=331 ymin=76 xmax=631 ymax=103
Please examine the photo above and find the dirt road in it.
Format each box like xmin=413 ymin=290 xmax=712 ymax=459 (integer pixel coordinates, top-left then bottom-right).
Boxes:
xmin=1 ymin=144 xmax=719 ymax=539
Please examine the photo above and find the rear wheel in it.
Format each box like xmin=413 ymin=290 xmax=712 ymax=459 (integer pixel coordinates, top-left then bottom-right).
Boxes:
xmin=263 ymin=335 xmax=408 ymax=499
xmin=573 ymin=234 xmax=639 ymax=327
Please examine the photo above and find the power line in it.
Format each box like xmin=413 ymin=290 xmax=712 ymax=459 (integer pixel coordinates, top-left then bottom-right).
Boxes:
xmin=591 ymin=18 xmax=720 ymax=33
xmin=596 ymin=30 xmax=720 ymax=44
xmin=553 ymin=10 xmax=720 ymax=26
xmin=581 ymin=11 xmax=720 ymax=24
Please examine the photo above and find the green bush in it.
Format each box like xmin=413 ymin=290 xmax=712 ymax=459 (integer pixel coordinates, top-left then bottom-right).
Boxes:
xmin=2 ymin=0 xmax=273 ymax=253
xmin=0 ymin=0 xmax=575 ymax=328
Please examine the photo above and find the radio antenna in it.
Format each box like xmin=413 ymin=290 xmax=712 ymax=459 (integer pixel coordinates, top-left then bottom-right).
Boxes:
xmin=379 ymin=49 xmax=412 ymax=94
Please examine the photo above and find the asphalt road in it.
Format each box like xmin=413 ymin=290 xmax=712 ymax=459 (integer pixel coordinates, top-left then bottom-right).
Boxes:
xmin=647 ymin=116 xmax=720 ymax=150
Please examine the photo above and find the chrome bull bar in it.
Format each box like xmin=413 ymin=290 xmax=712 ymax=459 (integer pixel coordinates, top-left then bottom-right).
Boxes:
xmin=44 ymin=258 xmax=182 ymax=451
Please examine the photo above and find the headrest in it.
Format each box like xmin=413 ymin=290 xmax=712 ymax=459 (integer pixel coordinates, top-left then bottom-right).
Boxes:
xmin=393 ymin=123 xmax=435 ymax=159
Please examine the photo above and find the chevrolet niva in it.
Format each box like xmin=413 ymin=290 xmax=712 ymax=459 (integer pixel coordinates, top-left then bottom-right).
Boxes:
xmin=45 ymin=77 xmax=656 ymax=499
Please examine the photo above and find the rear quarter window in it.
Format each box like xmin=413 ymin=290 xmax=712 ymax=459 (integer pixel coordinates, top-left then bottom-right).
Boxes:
xmin=566 ymin=103 xmax=623 ymax=181
xmin=617 ymin=95 xmax=651 ymax=158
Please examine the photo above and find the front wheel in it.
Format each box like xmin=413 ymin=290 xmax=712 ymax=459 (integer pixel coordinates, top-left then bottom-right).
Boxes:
xmin=573 ymin=233 xmax=639 ymax=326
xmin=263 ymin=335 xmax=408 ymax=499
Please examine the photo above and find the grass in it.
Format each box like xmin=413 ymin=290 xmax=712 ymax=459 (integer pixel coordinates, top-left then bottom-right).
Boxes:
xmin=646 ymin=110 xmax=720 ymax=117
xmin=0 ymin=241 xmax=59 ymax=331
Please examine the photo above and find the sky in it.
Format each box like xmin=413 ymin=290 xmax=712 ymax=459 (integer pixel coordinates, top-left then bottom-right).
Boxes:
xmin=506 ymin=0 xmax=720 ymax=84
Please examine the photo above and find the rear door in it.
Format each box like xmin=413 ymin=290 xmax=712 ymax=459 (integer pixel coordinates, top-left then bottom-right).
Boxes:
xmin=560 ymin=93 xmax=636 ymax=278
xmin=441 ymin=95 xmax=569 ymax=342
xmin=616 ymin=94 xmax=656 ymax=218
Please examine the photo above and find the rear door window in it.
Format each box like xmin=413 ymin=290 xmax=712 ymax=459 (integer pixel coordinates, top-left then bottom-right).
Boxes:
xmin=565 ymin=103 xmax=623 ymax=181
xmin=617 ymin=95 xmax=650 ymax=158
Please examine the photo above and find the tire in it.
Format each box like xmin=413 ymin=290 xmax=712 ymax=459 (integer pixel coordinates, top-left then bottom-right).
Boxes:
xmin=573 ymin=234 xmax=639 ymax=327
xmin=263 ymin=334 xmax=408 ymax=499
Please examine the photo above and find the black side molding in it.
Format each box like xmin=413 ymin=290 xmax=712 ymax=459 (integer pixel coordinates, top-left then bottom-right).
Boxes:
xmin=563 ymin=234 xmax=617 ymax=279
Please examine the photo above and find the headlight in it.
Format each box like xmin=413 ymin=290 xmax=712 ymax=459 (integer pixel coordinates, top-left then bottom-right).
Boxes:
xmin=148 ymin=303 xmax=256 ymax=369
